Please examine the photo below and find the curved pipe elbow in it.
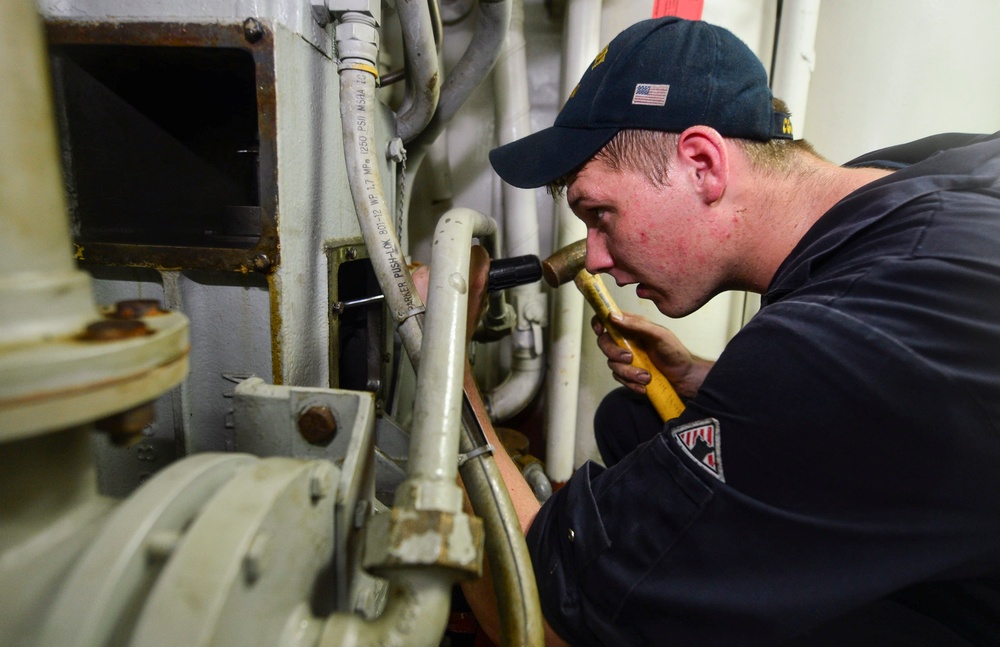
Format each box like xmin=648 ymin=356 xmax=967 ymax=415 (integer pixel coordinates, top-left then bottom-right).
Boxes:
xmin=320 ymin=570 xmax=453 ymax=647
xmin=485 ymin=354 xmax=544 ymax=422
xmin=395 ymin=0 xmax=441 ymax=143
xmin=408 ymin=0 xmax=512 ymax=159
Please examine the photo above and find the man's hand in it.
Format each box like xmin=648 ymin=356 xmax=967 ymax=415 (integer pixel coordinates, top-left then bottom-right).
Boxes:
xmin=592 ymin=311 xmax=713 ymax=400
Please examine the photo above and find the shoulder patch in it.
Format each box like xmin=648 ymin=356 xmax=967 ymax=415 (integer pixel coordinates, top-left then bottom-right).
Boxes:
xmin=671 ymin=418 xmax=724 ymax=482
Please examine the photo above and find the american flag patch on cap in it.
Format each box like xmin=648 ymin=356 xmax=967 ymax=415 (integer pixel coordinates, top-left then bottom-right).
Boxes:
xmin=632 ymin=83 xmax=669 ymax=106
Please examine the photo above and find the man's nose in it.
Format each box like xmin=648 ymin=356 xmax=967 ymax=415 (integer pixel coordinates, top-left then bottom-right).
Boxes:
xmin=584 ymin=231 xmax=613 ymax=274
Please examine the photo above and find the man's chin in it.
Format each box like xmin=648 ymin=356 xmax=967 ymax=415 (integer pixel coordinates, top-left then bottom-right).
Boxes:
xmin=637 ymin=286 xmax=671 ymax=313
xmin=641 ymin=289 xmax=692 ymax=319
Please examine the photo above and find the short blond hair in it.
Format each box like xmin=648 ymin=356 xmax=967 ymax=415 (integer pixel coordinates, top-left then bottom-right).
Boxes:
xmin=548 ymin=99 xmax=821 ymax=196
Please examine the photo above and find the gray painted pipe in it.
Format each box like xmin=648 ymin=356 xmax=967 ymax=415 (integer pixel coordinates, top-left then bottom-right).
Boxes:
xmin=320 ymin=569 xmax=452 ymax=647
xmin=395 ymin=0 xmax=441 ymax=143
xmin=407 ymin=0 xmax=511 ymax=165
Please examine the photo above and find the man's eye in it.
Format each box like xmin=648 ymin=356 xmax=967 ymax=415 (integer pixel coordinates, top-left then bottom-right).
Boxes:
xmin=594 ymin=209 xmax=607 ymax=221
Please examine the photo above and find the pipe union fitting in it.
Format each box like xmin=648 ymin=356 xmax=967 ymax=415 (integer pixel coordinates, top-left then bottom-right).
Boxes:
xmin=335 ymin=21 xmax=380 ymax=63
xmin=331 ymin=0 xmax=381 ymax=21
xmin=335 ymin=20 xmax=379 ymax=44
xmin=363 ymin=508 xmax=484 ymax=579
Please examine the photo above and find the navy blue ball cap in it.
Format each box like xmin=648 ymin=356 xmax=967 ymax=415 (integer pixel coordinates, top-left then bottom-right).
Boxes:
xmin=489 ymin=17 xmax=793 ymax=189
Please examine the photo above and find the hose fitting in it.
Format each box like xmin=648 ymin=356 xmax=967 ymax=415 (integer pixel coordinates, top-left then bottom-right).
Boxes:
xmin=333 ymin=1 xmax=382 ymax=70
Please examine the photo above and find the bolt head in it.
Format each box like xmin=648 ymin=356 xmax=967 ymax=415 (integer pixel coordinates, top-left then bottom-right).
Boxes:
xmin=298 ymin=406 xmax=338 ymax=445
xmin=251 ymin=254 xmax=272 ymax=272
xmin=95 ymin=402 xmax=156 ymax=445
xmin=112 ymin=299 xmax=165 ymax=320
xmin=243 ymin=17 xmax=264 ymax=43
xmin=309 ymin=463 xmax=337 ymax=502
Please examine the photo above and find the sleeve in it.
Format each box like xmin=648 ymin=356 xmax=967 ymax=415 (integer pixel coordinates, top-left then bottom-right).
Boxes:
xmin=526 ymin=300 xmax=1000 ymax=646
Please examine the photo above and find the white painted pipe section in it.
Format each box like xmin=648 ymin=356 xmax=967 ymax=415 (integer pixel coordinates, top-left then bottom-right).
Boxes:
xmin=0 ymin=0 xmax=97 ymax=345
xmin=486 ymin=0 xmax=546 ymax=422
xmin=544 ymin=0 xmax=601 ymax=483
xmin=770 ymin=0 xmax=821 ymax=140
xmin=395 ymin=0 xmax=441 ymax=143
xmin=408 ymin=208 xmax=497 ymax=490
xmin=738 ymin=0 xmax=820 ymax=328
xmin=325 ymin=569 xmax=454 ymax=647
xmin=408 ymin=0 xmax=512 ymax=165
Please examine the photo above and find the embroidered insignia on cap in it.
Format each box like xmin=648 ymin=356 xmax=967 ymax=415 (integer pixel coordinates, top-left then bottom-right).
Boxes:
xmin=671 ymin=418 xmax=724 ymax=481
xmin=632 ymin=83 xmax=669 ymax=106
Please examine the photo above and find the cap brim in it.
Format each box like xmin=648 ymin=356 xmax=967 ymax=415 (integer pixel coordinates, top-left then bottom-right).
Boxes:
xmin=489 ymin=126 xmax=620 ymax=189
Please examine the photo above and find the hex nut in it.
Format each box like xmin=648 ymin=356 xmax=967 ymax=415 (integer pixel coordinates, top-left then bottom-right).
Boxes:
xmin=363 ymin=508 xmax=484 ymax=579
xmin=112 ymin=299 xmax=165 ymax=320
xmin=298 ymin=406 xmax=338 ymax=445
xmin=95 ymin=402 xmax=155 ymax=446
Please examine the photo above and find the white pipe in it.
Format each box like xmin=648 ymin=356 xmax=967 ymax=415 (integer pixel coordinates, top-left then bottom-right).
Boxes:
xmin=544 ymin=0 xmax=601 ymax=483
xmin=737 ymin=0 xmax=820 ymax=328
xmin=407 ymin=0 xmax=512 ymax=166
xmin=770 ymin=0 xmax=822 ymax=137
xmin=395 ymin=0 xmax=441 ymax=143
xmin=322 ymin=569 xmax=453 ymax=647
xmin=408 ymin=208 xmax=496 ymax=490
xmin=0 ymin=0 xmax=97 ymax=346
xmin=485 ymin=0 xmax=546 ymax=422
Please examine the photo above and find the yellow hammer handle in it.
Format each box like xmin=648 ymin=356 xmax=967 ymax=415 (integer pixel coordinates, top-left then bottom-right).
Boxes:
xmin=574 ymin=269 xmax=686 ymax=421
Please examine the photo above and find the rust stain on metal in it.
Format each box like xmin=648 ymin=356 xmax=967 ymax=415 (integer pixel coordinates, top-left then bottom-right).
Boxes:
xmin=79 ymin=319 xmax=152 ymax=341
xmin=268 ymin=272 xmax=283 ymax=385
xmin=111 ymin=299 xmax=166 ymax=320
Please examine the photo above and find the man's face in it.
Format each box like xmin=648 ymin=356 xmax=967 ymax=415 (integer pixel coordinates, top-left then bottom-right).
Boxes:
xmin=566 ymin=156 xmax=732 ymax=318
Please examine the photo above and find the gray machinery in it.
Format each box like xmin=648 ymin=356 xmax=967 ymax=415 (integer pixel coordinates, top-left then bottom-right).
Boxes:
xmin=0 ymin=0 xmax=545 ymax=645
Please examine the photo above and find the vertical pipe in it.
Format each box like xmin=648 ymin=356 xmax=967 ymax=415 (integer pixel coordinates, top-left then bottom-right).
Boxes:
xmin=736 ymin=0 xmax=820 ymax=329
xmin=486 ymin=0 xmax=546 ymax=422
xmin=544 ymin=0 xmax=602 ymax=484
xmin=407 ymin=209 xmax=495 ymax=491
xmin=770 ymin=0 xmax=822 ymax=138
xmin=0 ymin=0 xmax=97 ymax=345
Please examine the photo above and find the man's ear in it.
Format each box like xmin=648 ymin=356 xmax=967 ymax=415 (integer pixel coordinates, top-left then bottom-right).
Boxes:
xmin=676 ymin=126 xmax=728 ymax=204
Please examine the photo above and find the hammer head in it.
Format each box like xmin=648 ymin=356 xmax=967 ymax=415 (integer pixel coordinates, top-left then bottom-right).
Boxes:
xmin=542 ymin=239 xmax=588 ymax=287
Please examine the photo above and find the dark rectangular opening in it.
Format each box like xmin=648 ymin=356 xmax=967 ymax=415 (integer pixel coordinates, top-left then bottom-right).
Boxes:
xmin=51 ymin=44 xmax=262 ymax=249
